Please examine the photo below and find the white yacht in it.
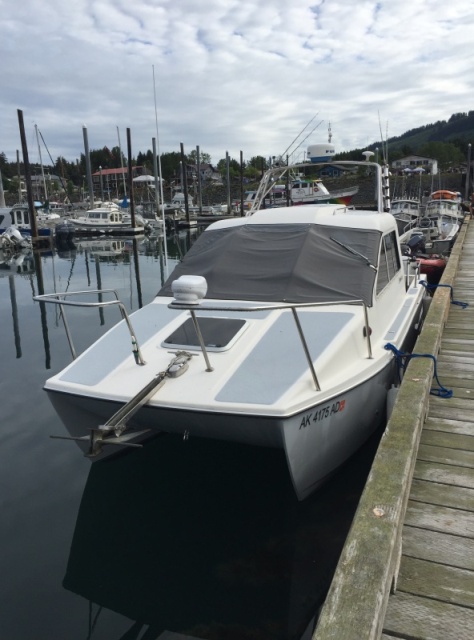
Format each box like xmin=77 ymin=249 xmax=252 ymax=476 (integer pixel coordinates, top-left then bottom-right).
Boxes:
xmin=36 ymin=161 xmax=428 ymax=501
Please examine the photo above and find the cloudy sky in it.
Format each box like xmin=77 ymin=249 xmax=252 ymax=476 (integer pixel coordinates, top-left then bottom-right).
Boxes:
xmin=2 ymin=0 xmax=474 ymax=167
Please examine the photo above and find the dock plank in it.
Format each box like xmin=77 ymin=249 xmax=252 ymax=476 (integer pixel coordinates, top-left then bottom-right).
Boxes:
xmin=438 ymin=352 xmax=474 ymax=363
xmin=413 ymin=459 xmax=474 ymax=488
xmin=432 ymin=369 xmax=474 ymax=382
xmin=424 ymin=416 xmax=474 ymax=436
xmin=428 ymin=395 xmax=474 ymax=411
xmin=416 ymin=442 xmax=474 ymax=468
xmin=409 ymin=477 xmax=474 ymax=511
xmin=420 ymin=429 xmax=474 ymax=452
xmin=402 ymin=525 xmax=474 ymax=570
xmin=397 ymin=556 xmax=474 ymax=608
xmin=426 ymin=402 xmax=474 ymax=422
xmin=384 ymin=592 xmax=474 ymax=640
xmin=404 ymin=500 xmax=474 ymax=537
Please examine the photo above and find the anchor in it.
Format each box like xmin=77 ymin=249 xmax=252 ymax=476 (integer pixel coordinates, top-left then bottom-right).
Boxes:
xmin=50 ymin=351 xmax=194 ymax=457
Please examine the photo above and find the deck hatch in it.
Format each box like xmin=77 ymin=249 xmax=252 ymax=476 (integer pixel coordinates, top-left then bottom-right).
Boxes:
xmin=163 ymin=317 xmax=246 ymax=351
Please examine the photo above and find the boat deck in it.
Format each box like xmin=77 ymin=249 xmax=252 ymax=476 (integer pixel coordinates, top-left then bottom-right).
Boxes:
xmin=313 ymin=216 xmax=474 ymax=639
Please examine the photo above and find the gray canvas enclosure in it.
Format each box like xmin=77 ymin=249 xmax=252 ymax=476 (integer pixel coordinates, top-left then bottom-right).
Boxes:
xmin=158 ymin=223 xmax=381 ymax=306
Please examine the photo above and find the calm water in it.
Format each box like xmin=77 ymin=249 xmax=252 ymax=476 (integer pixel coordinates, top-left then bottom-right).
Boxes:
xmin=0 ymin=228 xmax=382 ymax=640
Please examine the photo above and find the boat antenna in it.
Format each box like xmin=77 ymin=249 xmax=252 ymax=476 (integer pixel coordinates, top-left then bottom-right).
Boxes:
xmin=328 ymin=122 xmax=332 ymax=143
xmin=377 ymin=112 xmax=389 ymax=165
xmin=152 ymin=64 xmax=168 ymax=269
xmin=280 ymin=114 xmax=319 ymax=159
xmin=288 ymin=119 xmax=324 ymax=162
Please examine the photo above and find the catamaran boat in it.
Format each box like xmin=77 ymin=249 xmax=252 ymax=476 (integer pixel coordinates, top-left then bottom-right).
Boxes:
xmin=35 ymin=160 xmax=428 ymax=501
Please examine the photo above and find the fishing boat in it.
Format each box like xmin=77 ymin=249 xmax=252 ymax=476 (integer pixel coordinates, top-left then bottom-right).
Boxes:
xmin=70 ymin=202 xmax=151 ymax=235
xmin=35 ymin=160 xmax=428 ymax=501
xmin=425 ymin=189 xmax=464 ymax=229
xmin=0 ymin=202 xmax=60 ymax=237
xmin=390 ymin=197 xmax=423 ymax=235
xmin=244 ymin=179 xmax=358 ymax=210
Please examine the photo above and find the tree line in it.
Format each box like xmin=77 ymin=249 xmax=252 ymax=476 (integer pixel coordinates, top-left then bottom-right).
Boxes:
xmin=0 ymin=146 xmax=270 ymax=202
xmin=1 ymin=113 xmax=472 ymax=202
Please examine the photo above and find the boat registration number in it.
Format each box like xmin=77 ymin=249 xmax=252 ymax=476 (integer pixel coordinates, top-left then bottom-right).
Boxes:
xmin=299 ymin=400 xmax=346 ymax=429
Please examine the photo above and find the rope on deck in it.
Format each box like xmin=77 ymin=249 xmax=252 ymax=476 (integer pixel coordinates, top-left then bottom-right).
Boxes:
xmin=420 ymin=281 xmax=469 ymax=308
xmin=384 ymin=342 xmax=453 ymax=399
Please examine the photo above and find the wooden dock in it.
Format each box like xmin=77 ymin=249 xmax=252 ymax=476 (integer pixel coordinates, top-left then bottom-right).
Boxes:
xmin=313 ymin=217 xmax=474 ymax=640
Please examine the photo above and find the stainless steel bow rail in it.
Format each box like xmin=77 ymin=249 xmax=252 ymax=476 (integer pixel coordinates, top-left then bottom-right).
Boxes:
xmin=168 ymin=298 xmax=374 ymax=392
xmin=33 ymin=289 xmax=146 ymax=364
xmin=34 ymin=289 xmax=373 ymax=454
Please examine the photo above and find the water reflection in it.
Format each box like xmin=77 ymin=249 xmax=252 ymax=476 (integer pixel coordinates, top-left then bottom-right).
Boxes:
xmin=63 ymin=428 xmax=381 ymax=640
xmin=0 ymin=228 xmax=204 ymax=369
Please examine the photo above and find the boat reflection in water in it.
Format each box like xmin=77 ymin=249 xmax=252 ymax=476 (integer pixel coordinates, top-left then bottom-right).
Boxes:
xmin=63 ymin=425 xmax=382 ymax=640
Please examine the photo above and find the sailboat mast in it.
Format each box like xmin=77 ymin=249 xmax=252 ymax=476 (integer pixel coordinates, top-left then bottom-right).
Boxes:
xmin=35 ymin=124 xmax=48 ymax=202
xmin=16 ymin=150 xmax=22 ymax=202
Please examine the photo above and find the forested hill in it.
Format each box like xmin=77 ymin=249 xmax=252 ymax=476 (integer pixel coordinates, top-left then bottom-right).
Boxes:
xmin=336 ymin=111 xmax=474 ymax=163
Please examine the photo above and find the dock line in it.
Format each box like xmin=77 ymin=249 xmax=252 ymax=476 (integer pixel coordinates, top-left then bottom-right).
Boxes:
xmin=384 ymin=342 xmax=452 ymax=398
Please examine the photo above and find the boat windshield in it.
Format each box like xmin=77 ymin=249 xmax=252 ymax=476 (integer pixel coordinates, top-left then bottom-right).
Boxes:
xmin=158 ymin=223 xmax=381 ymax=306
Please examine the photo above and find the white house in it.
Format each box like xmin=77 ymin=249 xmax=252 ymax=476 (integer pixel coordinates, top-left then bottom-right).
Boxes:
xmin=391 ymin=155 xmax=438 ymax=175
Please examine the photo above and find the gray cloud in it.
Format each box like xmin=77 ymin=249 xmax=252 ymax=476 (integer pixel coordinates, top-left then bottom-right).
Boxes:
xmin=2 ymin=0 xmax=473 ymax=165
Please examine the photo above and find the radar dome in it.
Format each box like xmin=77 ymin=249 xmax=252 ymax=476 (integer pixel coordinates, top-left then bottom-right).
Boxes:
xmin=307 ymin=143 xmax=335 ymax=163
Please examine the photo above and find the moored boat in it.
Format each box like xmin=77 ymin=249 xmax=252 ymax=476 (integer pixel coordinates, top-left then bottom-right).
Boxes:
xmin=390 ymin=197 xmax=423 ymax=235
xmin=35 ymin=160 xmax=428 ymax=501
xmin=425 ymin=189 xmax=464 ymax=228
xmin=244 ymin=177 xmax=358 ymax=210
xmin=70 ymin=202 xmax=151 ymax=235
xmin=0 ymin=202 xmax=59 ymax=237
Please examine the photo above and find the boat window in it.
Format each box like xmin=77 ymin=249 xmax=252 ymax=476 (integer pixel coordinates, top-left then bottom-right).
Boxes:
xmin=376 ymin=231 xmax=401 ymax=295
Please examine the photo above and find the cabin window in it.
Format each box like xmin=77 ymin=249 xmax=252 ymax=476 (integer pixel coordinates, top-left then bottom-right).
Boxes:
xmin=376 ymin=231 xmax=401 ymax=294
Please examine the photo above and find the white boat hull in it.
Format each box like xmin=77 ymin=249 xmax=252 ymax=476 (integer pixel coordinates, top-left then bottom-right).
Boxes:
xmin=39 ymin=164 xmax=429 ymax=501
xmin=46 ymin=356 xmax=394 ymax=500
